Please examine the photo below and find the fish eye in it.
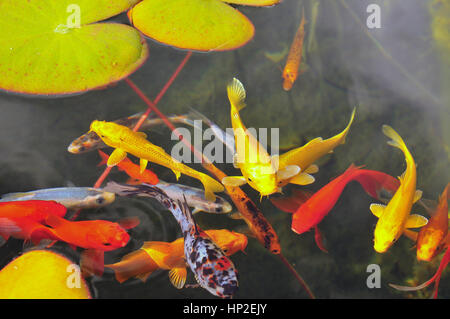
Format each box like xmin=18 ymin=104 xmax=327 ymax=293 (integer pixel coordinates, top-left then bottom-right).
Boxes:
xmin=103 ymin=242 xmax=112 ymax=246
xmin=215 ymin=207 xmax=222 ymax=213
xmin=96 ymin=197 xmax=105 ymax=204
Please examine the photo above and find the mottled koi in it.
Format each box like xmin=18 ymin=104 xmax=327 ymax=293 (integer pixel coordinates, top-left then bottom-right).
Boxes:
xmin=111 ymin=183 xmax=239 ymax=298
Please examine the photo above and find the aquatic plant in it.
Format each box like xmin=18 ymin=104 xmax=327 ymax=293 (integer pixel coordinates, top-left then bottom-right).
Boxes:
xmin=0 ymin=0 xmax=148 ymax=95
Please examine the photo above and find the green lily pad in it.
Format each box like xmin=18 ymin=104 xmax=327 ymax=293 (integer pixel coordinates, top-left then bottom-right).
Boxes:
xmin=220 ymin=0 xmax=281 ymax=7
xmin=128 ymin=0 xmax=255 ymax=52
xmin=0 ymin=0 xmax=148 ymax=95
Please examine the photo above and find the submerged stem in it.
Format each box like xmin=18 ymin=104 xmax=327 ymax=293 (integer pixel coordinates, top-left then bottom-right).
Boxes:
xmin=278 ymin=253 xmax=316 ymax=299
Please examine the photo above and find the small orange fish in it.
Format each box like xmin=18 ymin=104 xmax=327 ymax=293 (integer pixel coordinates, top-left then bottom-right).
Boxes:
xmin=282 ymin=8 xmax=306 ymax=91
xmin=105 ymin=229 xmax=247 ymax=286
xmin=97 ymin=150 xmax=159 ymax=185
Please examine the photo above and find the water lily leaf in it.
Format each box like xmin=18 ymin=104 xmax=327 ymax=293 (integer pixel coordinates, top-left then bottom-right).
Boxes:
xmin=219 ymin=0 xmax=281 ymax=7
xmin=128 ymin=0 xmax=255 ymax=52
xmin=0 ymin=0 xmax=148 ymax=96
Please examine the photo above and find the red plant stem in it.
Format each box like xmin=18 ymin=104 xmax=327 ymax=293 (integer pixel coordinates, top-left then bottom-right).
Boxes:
xmin=92 ymin=51 xmax=193 ymax=189
xmin=278 ymin=253 xmax=316 ymax=299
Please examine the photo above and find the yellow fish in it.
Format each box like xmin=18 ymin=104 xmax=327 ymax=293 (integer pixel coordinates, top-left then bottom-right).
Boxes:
xmin=89 ymin=121 xmax=224 ymax=201
xmin=221 ymin=78 xmax=300 ymax=198
xmin=370 ymin=125 xmax=427 ymax=253
xmin=276 ymin=108 xmax=356 ymax=187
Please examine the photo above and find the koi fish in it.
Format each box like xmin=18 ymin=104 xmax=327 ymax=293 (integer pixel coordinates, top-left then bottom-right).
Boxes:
xmin=270 ymin=166 xmax=401 ymax=252
xmin=88 ymin=120 xmax=224 ymax=201
xmin=0 ymin=187 xmax=115 ymax=210
xmin=122 ymin=184 xmax=238 ymax=298
xmin=105 ymin=181 xmax=232 ymax=215
xmin=0 ymin=200 xmax=67 ymax=242
xmin=68 ymin=113 xmax=192 ymax=154
xmin=282 ymin=7 xmax=307 ymax=91
xmin=105 ymin=229 xmax=247 ymax=285
xmin=221 ymin=78 xmax=300 ymax=198
xmin=97 ymin=150 xmax=159 ymax=185
xmin=276 ymin=108 xmax=356 ymax=188
xmin=203 ymin=162 xmax=281 ymax=254
xmin=370 ymin=125 xmax=427 ymax=253
xmin=405 ymin=183 xmax=449 ymax=262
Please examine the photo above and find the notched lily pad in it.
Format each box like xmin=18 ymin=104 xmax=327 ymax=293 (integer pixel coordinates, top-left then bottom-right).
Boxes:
xmin=0 ymin=0 xmax=148 ymax=96
xmin=128 ymin=0 xmax=255 ymax=52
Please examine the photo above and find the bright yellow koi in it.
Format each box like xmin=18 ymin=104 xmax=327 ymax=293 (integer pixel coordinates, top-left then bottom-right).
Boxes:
xmin=89 ymin=121 xmax=224 ymax=201
xmin=369 ymin=125 xmax=427 ymax=253
xmin=277 ymin=108 xmax=356 ymax=187
xmin=221 ymin=78 xmax=300 ymax=198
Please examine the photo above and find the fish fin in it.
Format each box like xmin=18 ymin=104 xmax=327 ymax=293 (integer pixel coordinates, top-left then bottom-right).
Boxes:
xmin=139 ymin=159 xmax=148 ymax=174
xmin=97 ymin=150 xmax=109 ymax=167
xmin=118 ymin=216 xmax=140 ymax=230
xmin=277 ymin=165 xmax=301 ymax=181
xmin=314 ymin=226 xmax=328 ymax=253
xmin=233 ymin=225 xmax=257 ymax=238
xmin=141 ymin=241 xmax=174 ymax=268
xmin=227 ymin=78 xmax=246 ymax=112
xmin=304 ymin=164 xmax=319 ymax=174
xmin=200 ymin=176 xmax=224 ymax=202
xmin=405 ymin=214 xmax=428 ymax=229
xmin=340 ymin=107 xmax=356 ymax=144
xmin=402 ymin=229 xmax=418 ymax=242
xmin=0 ymin=218 xmax=22 ymax=235
xmin=80 ymin=249 xmax=105 ymax=278
xmin=44 ymin=213 xmax=66 ymax=228
xmin=221 ymin=176 xmax=247 ymax=187
xmin=0 ymin=192 xmax=34 ymax=199
xmin=233 ymin=153 xmax=240 ymax=169
xmin=288 ymin=172 xmax=315 ymax=185
xmin=303 ymin=137 xmax=323 ymax=147
xmin=369 ymin=203 xmax=386 ymax=218
xmin=169 ymin=267 xmax=187 ymax=289
xmin=228 ymin=212 xmax=244 ymax=219
xmin=382 ymin=125 xmax=406 ymax=151
xmin=135 ymin=271 xmax=153 ymax=282
xmin=270 ymin=196 xmax=301 ymax=213
xmin=107 ymin=148 xmax=127 ymax=167
xmin=192 ymin=207 xmax=203 ymax=215
xmin=172 ymin=169 xmax=181 ymax=181
xmin=413 ymin=190 xmax=423 ymax=203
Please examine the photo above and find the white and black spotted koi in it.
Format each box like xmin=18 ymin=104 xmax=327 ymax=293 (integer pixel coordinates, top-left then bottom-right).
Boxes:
xmin=107 ymin=182 xmax=239 ymax=298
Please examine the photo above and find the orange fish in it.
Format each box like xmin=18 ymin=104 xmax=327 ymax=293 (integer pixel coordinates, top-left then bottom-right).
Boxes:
xmin=97 ymin=150 xmax=159 ymax=185
xmin=0 ymin=200 xmax=67 ymax=243
xmin=282 ymin=8 xmax=307 ymax=91
xmin=403 ymin=183 xmax=449 ymax=262
xmin=105 ymin=229 xmax=247 ymax=286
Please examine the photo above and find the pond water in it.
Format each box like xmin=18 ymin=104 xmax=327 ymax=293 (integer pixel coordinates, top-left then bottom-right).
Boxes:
xmin=0 ymin=0 xmax=448 ymax=299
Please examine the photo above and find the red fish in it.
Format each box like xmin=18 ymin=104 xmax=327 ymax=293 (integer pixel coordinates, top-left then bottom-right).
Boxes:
xmin=0 ymin=200 xmax=67 ymax=242
xmin=97 ymin=150 xmax=159 ymax=185
xmin=270 ymin=165 xmax=400 ymax=251
xmin=43 ymin=214 xmax=139 ymax=277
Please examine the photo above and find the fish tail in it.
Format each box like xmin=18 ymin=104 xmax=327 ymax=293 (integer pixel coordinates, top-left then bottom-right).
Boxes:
xmin=340 ymin=107 xmax=356 ymax=144
xmin=227 ymin=78 xmax=246 ymax=112
xmin=185 ymin=108 xmax=211 ymax=128
xmin=97 ymin=150 xmax=109 ymax=167
xmin=382 ymin=125 xmax=413 ymax=165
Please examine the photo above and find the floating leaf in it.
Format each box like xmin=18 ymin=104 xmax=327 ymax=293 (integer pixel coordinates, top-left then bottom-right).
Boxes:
xmin=220 ymin=0 xmax=281 ymax=7
xmin=0 ymin=0 xmax=148 ymax=95
xmin=128 ymin=0 xmax=255 ymax=52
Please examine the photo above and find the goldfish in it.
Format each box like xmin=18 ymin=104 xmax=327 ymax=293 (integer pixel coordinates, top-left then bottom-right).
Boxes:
xmin=402 ymin=183 xmax=449 ymax=261
xmin=282 ymin=7 xmax=307 ymax=91
xmin=89 ymin=120 xmax=224 ymax=201
xmin=105 ymin=181 xmax=232 ymax=215
xmin=68 ymin=112 xmax=192 ymax=154
xmin=0 ymin=200 xmax=67 ymax=242
xmin=0 ymin=187 xmax=115 ymax=210
xmin=221 ymin=78 xmax=300 ymax=198
xmin=270 ymin=166 xmax=401 ymax=251
xmin=127 ymin=184 xmax=239 ymax=298
xmin=370 ymin=125 xmax=427 ymax=253
xmin=97 ymin=150 xmax=159 ymax=185
xmin=105 ymin=229 xmax=247 ymax=286
xmin=276 ymin=108 xmax=356 ymax=188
